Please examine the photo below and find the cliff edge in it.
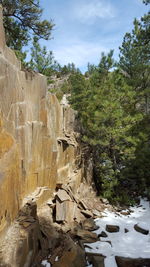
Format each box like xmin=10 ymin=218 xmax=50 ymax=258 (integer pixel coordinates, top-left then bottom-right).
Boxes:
xmin=0 ymin=5 xmax=92 ymax=236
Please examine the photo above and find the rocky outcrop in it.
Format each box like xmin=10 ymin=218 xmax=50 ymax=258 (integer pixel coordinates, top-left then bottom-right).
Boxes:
xmin=0 ymin=200 xmax=68 ymax=267
xmin=0 ymin=4 xmax=93 ymax=247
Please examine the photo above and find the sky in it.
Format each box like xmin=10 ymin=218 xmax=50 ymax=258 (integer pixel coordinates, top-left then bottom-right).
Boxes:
xmin=39 ymin=0 xmax=148 ymax=72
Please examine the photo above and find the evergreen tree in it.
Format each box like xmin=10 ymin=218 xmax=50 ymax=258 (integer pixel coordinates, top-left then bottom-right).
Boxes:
xmin=119 ymin=14 xmax=150 ymax=114
xmin=29 ymin=37 xmax=58 ymax=77
xmin=60 ymin=63 xmax=81 ymax=76
xmin=0 ymin=0 xmax=54 ymax=63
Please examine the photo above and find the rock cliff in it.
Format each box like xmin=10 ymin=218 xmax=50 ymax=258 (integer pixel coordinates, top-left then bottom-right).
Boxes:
xmin=0 ymin=4 xmax=92 ymax=242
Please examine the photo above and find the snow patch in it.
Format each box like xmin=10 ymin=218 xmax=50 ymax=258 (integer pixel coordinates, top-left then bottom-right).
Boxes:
xmin=41 ymin=260 xmax=51 ymax=267
xmin=86 ymin=198 xmax=150 ymax=267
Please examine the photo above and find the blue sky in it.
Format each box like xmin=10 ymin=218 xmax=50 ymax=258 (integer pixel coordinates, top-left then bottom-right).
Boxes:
xmin=39 ymin=0 xmax=148 ymax=72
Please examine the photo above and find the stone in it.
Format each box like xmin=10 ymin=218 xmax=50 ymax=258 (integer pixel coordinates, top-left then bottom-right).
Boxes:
xmin=120 ymin=210 xmax=130 ymax=216
xmin=124 ymin=228 xmax=129 ymax=233
xmin=47 ymin=199 xmax=54 ymax=206
xmin=78 ymin=200 xmax=88 ymax=210
xmin=55 ymin=183 xmax=63 ymax=189
xmin=84 ymin=244 xmax=93 ymax=249
xmin=56 ymin=199 xmax=67 ymax=222
xmin=80 ymin=210 xmax=93 ymax=218
xmin=61 ymin=185 xmax=78 ymax=203
xmin=55 ymin=198 xmax=77 ymax=223
xmin=86 ymin=252 xmax=106 ymax=267
xmin=74 ymin=207 xmax=85 ymax=223
xmin=17 ymin=216 xmax=28 ymax=222
xmin=98 ymin=231 xmax=108 ymax=238
xmin=21 ymin=221 xmax=33 ymax=228
xmin=57 ymin=136 xmax=76 ymax=147
xmin=65 ymin=201 xmax=77 ymax=223
xmin=134 ymin=224 xmax=149 ymax=235
xmin=0 ymin=201 xmax=50 ymax=267
xmin=106 ymin=224 xmax=120 ymax=233
xmin=74 ymin=227 xmax=99 ymax=243
xmin=19 ymin=202 xmax=37 ymax=219
xmin=56 ymin=189 xmax=72 ymax=202
xmin=115 ymin=256 xmax=150 ymax=267
xmin=51 ymin=235 xmax=86 ymax=267
xmin=101 ymin=198 xmax=109 ymax=205
xmin=93 ymin=209 xmax=101 ymax=217
xmin=81 ymin=218 xmax=99 ymax=231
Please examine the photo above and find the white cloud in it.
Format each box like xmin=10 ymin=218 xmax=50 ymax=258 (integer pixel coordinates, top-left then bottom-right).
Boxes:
xmin=53 ymin=41 xmax=109 ymax=70
xmin=74 ymin=0 xmax=116 ymax=23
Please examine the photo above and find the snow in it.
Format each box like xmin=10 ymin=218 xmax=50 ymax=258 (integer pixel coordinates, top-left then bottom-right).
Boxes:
xmin=85 ymin=198 xmax=150 ymax=267
xmin=55 ymin=256 xmax=59 ymax=262
xmin=41 ymin=260 xmax=51 ymax=267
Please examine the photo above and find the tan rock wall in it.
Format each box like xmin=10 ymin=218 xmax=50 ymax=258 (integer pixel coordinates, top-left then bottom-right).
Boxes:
xmin=0 ymin=7 xmax=85 ymax=236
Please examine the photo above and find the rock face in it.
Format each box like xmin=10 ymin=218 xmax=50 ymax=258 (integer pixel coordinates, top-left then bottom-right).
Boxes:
xmin=0 ymin=5 xmax=92 ymax=241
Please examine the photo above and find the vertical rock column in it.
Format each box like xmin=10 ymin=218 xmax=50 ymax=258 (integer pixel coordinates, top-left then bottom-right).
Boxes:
xmin=0 ymin=5 xmax=5 ymax=51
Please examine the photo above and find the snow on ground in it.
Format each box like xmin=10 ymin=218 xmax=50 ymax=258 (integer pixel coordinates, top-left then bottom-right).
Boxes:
xmin=85 ymin=198 xmax=150 ymax=267
xmin=41 ymin=260 xmax=51 ymax=267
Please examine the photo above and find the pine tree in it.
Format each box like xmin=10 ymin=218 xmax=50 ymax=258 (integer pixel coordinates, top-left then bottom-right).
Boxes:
xmin=119 ymin=14 xmax=150 ymax=114
xmin=0 ymin=0 xmax=54 ymax=65
xmin=29 ymin=37 xmax=58 ymax=77
xmin=1 ymin=0 xmax=54 ymax=49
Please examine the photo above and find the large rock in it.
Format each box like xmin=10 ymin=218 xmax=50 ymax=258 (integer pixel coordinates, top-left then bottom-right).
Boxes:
xmin=81 ymin=218 xmax=99 ymax=231
xmin=73 ymin=227 xmax=99 ymax=243
xmin=50 ymin=235 xmax=86 ymax=267
xmin=106 ymin=224 xmax=120 ymax=233
xmin=0 ymin=202 xmax=51 ymax=267
xmin=55 ymin=198 xmax=77 ymax=223
xmin=86 ymin=252 xmax=105 ymax=267
xmin=56 ymin=189 xmax=72 ymax=202
xmin=115 ymin=256 xmax=150 ymax=267
xmin=80 ymin=210 xmax=93 ymax=218
xmin=134 ymin=224 xmax=149 ymax=235
xmin=98 ymin=231 xmax=108 ymax=238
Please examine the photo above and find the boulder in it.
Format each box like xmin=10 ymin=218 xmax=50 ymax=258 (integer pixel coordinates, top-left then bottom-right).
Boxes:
xmin=18 ymin=201 xmax=37 ymax=219
xmin=134 ymin=224 xmax=149 ymax=235
xmin=93 ymin=209 xmax=101 ymax=217
xmin=80 ymin=210 xmax=93 ymax=218
xmin=55 ymin=198 xmax=77 ymax=223
xmin=56 ymin=199 xmax=67 ymax=222
xmin=101 ymin=198 xmax=109 ymax=205
xmin=98 ymin=231 xmax=108 ymax=238
xmin=51 ymin=236 xmax=86 ymax=267
xmin=115 ymin=256 xmax=150 ymax=267
xmin=81 ymin=218 xmax=99 ymax=231
xmin=78 ymin=200 xmax=88 ymax=210
xmin=86 ymin=252 xmax=106 ymax=267
xmin=73 ymin=227 xmax=99 ymax=243
xmin=61 ymin=185 xmax=78 ymax=203
xmin=56 ymin=189 xmax=72 ymax=202
xmin=106 ymin=224 xmax=120 ymax=233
